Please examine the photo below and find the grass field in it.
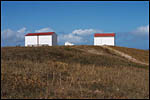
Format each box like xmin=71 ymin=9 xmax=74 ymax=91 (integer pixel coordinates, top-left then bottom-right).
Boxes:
xmin=1 ymin=46 xmax=149 ymax=99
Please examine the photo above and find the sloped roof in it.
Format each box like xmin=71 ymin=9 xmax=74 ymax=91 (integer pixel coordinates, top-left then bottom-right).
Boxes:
xmin=25 ymin=32 xmax=55 ymax=36
xmin=94 ymin=33 xmax=115 ymax=37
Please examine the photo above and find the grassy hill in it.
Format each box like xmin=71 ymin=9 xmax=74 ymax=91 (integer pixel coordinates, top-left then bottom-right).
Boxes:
xmin=1 ymin=46 xmax=149 ymax=99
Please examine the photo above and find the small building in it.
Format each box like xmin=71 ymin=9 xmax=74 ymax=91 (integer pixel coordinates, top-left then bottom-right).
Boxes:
xmin=94 ymin=33 xmax=115 ymax=46
xmin=65 ymin=41 xmax=74 ymax=46
xmin=25 ymin=32 xmax=57 ymax=46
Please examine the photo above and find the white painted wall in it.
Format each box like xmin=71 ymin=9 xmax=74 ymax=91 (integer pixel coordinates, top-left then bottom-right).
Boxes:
xmin=39 ymin=35 xmax=52 ymax=46
xmin=94 ymin=37 xmax=115 ymax=46
xmin=25 ymin=34 xmax=57 ymax=46
xmin=25 ymin=36 xmax=37 ymax=46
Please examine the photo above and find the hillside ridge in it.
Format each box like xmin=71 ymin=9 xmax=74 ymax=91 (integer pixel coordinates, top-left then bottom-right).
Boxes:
xmin=102 ymin=46 xmax=149 ymax=66
xmin=1 ymin=45 xmax=149 ymax=99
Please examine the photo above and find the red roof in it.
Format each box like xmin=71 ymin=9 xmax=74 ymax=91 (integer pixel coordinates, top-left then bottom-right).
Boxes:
xmin=94 ymin=33 xmax=115 ymax=37
xmin=25 ymin=32 xmax=55 ymax=36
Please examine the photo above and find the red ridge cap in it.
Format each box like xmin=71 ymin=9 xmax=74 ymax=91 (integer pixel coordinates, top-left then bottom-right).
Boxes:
xmin=25 ymin=32 xmax=55 ymax=36
xmin=94 ymin=33 xmax=115 ymax=37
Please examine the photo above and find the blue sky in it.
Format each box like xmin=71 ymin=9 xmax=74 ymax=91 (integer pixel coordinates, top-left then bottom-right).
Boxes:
xmin=1 ymin=1 xmax=149 ymax=49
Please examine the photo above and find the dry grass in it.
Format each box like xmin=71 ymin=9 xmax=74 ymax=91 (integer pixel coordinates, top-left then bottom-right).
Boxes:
xmin=110 ymin=46 xmax=149 ymax=64
xmin=1 ymin=46 xmax=149 ymax=99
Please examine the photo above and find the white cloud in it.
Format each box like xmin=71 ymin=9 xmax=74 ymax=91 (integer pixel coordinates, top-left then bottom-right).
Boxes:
xmin=1 ymin=27 xmax=27 ymax=40
xmin=1 ymin=27 xmax=55 ymax=46
xmin=72 ymin=29 xmax=103 ymax=36
xmin=17 ymin=27 xmax=26 ymax=33
xmin=60 ymin=34 xmax=83 ymax=43
xmin=137 ymin=25 xmax=149 ymax=33
xmin=16 ymin=27 xmax=27 ymax=39
xmin=35 ymin=27 xmax=54 ymax=33
xmin=1 ymin=29 xmax=14 ymax=39
xmin=59 ymin=28 xmax=103 ymax=44
xmin=1 ymin=27 xmax=28 ymax=46
xmin=2 ymin=27 xmax=104 ymax=46
xmin=133 ymin=25 xmax=149 ymax=35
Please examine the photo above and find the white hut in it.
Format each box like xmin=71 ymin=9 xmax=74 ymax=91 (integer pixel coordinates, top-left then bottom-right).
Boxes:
xmin=65 ymin=41 xmax=74 ymax=46
xmin=94 ymin=33 xmax=115 ymax=46
xmin=25 ymin=32 xmax=57 ymax=46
